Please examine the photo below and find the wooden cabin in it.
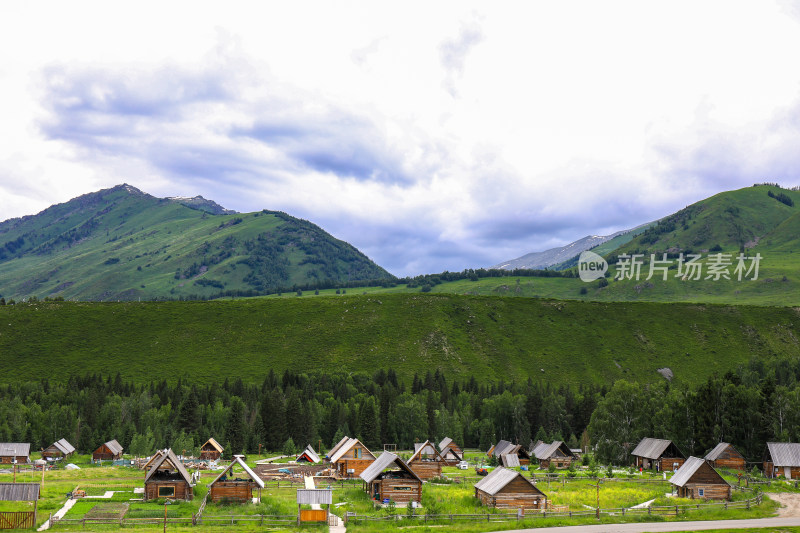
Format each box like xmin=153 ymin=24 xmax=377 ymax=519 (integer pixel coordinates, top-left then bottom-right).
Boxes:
xmin=533 ymin=441 xmax=577 ymax=469
xmin=141 ymin=450 xmax=165 ymax=470
xmin=438 ymin=437 xmax=463 ymax=465
xmin=208 ymin=455 xmax=265 ymax=503
xmin=42 ymin=439 xmax=75 ymax=460
xmin=93 ymin=439 xmax=123 ymax=461
xmin=474 ymin=467 xmax=547 ymax=511
xmin=492 ymin=440 xmax=532 ymax=466
xmin=705 ymin=443 xmax=746 ymax=471
xmin=670 ymin=456 xmax=731 ymax=500
xmin=764 ymin=442 xmax=800 ymax=479
xmin=360 ymin=452 xmax=422 ymax=504
xmin=297 ymin=445 xmax=320 ymax=464
xmin=329 ymin=437 xmax=376 ymax=478
xmin=0 ymin=443 xmax=30 ymax=464
xmin=200 ymin=438 xmax=224 ymax=461
xmin=407 ymin=440 xmax=445 ymax=480
xmin=631 ymin=438 xmax=685 ymax=472
xmin=144 ymin=449 xmax=193 ymax=501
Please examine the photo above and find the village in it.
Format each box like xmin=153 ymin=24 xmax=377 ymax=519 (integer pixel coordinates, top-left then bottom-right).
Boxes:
xmin=0 ymin=434 xmax=794 ymax=531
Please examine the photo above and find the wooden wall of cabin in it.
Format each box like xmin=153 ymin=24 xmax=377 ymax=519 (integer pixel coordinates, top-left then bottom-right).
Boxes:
xmin=476 ymin=489 xmax=545 ymax=510
xmin=370 ymin=479 xmax=421 ymax=503
xmin=336 ymin=459 xmax=373 ymax=478
xmin=200 ymin=451 xmax=221 ymax=460
xmin=659 ymin=457 xmax=685 ymax=471
xmin=144 ymin=481 xmax=192 ymax=501
xmin=678 ymin=484 xmax=731 ymax=500
xmin=408 ymin=461 xmax=441 ymax=480
xmin=0 ymin=456 xmax=29 ymax=464
xmin=710 ymin=447 xmax=745 ymax=470
xmin=210 ymin=482 xmax=252 ymax=502
xmin=764 ymin=462 xmax=800 ymax=479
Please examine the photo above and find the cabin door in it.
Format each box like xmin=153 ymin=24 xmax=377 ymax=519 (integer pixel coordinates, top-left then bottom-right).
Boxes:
xmin=785 ymin=466 xmax=792 ymax=479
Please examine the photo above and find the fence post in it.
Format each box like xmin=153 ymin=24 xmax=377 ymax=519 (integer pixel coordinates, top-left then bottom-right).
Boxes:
xmin=746 ymin=498 xmax=750 ymax=510
xmin=675 ymin=505 xmax=678 ymax=516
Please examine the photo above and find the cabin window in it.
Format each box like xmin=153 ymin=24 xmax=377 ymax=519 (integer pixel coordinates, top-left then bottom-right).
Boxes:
xmin=698 ymin=488 xmax=704 ymax=497
xmin=159 ymin=486 xmax=175 ymax=497
xmin=355 ymin=448 xmax=362 ymax=459
xmin=392 ymin=486 xmax=412 ymax=490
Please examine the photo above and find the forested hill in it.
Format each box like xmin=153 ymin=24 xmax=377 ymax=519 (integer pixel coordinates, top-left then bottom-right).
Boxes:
xmin=0 ymin=184 xmax=392 ymax=301
xmin=1 ymin=294 xmax=798 ymax=386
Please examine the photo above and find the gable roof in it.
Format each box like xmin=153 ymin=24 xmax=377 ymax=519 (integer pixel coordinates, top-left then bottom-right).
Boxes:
xmin=670 ymin=456 xmax=729 ymax=487
xmin=531 ymin=441 xmax=548 ymax=457
xmin=202 ymin=438 xmax=224 ymax=453
xmin=766 ymin=442 xmax=800 ymax=467
xmin=359 ymin=452 xmax=422 ymax=484
xmin=52 ymin=438 xmax=75 ymax=455
xmin=409 ymin=440 xmax=445 ymax=464
xmin=209 ymin=455 xmax=264 ymax=488
xmin=327 ymin=436 xmax=351 ymax=459
xmin=631 ymin=438 xmax=678 ymax=459
xmin=500 ymin=454 xmax=520 ymax=467
xmin=298 ymin=445 xmax=320 ymax=464
xmin=330 ymin=437 xmax=374 ymax=464
xmin=439 ymin=437 xmax=453 ymax=451
xmin=492 ymin=440 xmax=514 ymax=457
xmin=705 ymin=442 xmax=737 ymax=461
xmin=534 ymin=441 xmax=575 ymax=460
xmin=144 ymin=449 xmax=192 ymax=484
xmin=143 ymin=450 xmax=165 ymax=470
xmin=102 ymin=439 xmax=123 ymax=455
xmin=0 ymin=483 xmax=39 ymax=501
xmin=474 ymin=466 xmax=545 ymax=497
xmin=0 ymin=443 xmax=30 ymax=457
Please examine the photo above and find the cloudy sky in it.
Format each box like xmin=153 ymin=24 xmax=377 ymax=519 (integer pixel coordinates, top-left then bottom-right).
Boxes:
xmin=3 ymin=1 xmax=800 ymax=276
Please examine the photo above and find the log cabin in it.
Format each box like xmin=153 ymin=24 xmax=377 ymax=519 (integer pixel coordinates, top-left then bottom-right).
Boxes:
xmin=670 ymin=456 xmax=731 ymax=500
xmin=532 ymin=441 xmax=576 ymax=469
xmin=360 ymin=452 xmax=422 ymax=504
xmin=764 ymin=442 xmax=800 ymax=479
xmin=407 ymin=440 xmax=445 ymax=480
xmin=199 ymin=438 xmax=224 ymax=461
xmin=329 ymin=437 xmax=376 ymax=478
xmin=42 ymin=439 xmax=75 ymax=460
xmin=0 ymin=444 xmax=30 ymax=464
xmin=144 ymin=449 xmax=194 ymax=501
xmin=208 ymin=455 xmax=265 ymax=503
xmin=438 ymin=437 xmax=463 ymax=465
xmin=704 ymin=442 xmax=746 ymax=471
xmin=631 ymin=438 xmax=685 ymax=472
xmin=297 ymin=445 xmax=321 ymax=463
xmin=474 ymin=467 xmax=547 ymax=511
xmin=93 ymin=439 xmax=123 ymax=461
xmin=492 ymin=440 xmax=532 ymax=466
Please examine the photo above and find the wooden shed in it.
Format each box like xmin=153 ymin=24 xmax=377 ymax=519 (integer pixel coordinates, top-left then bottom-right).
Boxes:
xmin=93 ymin=439 xmax=123 ymax=461
xmin=705 ymin=442 xmax=746 ymax=471
xmin=297 ymin=445 xmax=321 ymax=463
xmin=0 ymin=444 xmax=30 ymax=464
xmin=492 ymin=440 xmax=532 ymax=466
xmin=631 ymin=438 xmax=685 ymax=472
xmin=764 ymin=442 xmax=800 ymax=479
xmin=360 ymin=452 xmax=422 ymax=504
xmin=474 ymin=467 xmax=547 ymax=511
xmin=407 ymin=440 xmax=445 ymax=480
xmin=0 ymin=483 xmax=41 ymax=528
xmin=144 ymin=449 xmax=193 ymax=501
xmin=329 ymin=437 xmax=376 ymax=479
xmin=439 ymin=437 xmax=463 ymax=465
xmin=670 ymin=456 xmax=731 ymax=500
xmin=200 ymin=438 xmax=224 ymax=461
xmin=209 ymin=455 xmax=265 ymax=503
xmin=42 ymin=439 xmax=75 ymax=460
xmin=532 ymin=441 xmax=576 ymax=469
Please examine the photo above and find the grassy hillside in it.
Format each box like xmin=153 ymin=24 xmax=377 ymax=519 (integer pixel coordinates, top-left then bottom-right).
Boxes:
xmin=1 ymin=293 xmax=798 ymax=386
xmin=0 ymin=185 xmax=391 ymax=301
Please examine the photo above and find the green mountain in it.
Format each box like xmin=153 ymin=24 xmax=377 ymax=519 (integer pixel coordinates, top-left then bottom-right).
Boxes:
xmin=0 ymin=294 xmax=798 ymax=386
xmin=0 ymin=184 xmax=392 ymax=301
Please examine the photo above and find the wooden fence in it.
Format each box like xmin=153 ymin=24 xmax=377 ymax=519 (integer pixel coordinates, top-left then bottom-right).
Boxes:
xmin=51 ymin=514 xmax=297 ymax=528
xmin=0 ymin=512 xmax=35 ymax=530
xmin=345 ymin=492 xmax=763 ymax=525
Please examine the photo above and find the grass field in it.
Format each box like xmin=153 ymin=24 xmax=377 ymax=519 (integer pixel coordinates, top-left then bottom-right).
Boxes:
xmin=1 ymin=294 xmax=799 ymax=386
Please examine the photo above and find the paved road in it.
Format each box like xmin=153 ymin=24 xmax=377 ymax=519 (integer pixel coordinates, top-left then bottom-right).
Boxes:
xmin=493 ymin=517 xmax=800 ymax=533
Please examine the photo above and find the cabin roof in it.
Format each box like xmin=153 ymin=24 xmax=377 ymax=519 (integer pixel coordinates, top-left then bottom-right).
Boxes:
xmin=145 ymin=449 xmax=192 ymax=484
xmin=439 ymin=437 xmax=453 ymax=451
xmin=705 ymin=442 xmax=735 ymax=461
xmin=202 ymin=438 xmax=224 ymax=453
xmin=143 ymin=450 xmax=165 ymax=470
xmin=474 ymin=467 xmax=545 ymax=497
xmin=102 ymin=439 xmax=123 ymax=455
xmin=210 ymin=455 xmax=265 ymax=488
xmin=52 ymin=438 xmax=76 ymax=455
xmin=766 ymin=442 xmax=800 ymax=467
xmin=330 ymin=437 xmax=373 ymax=464
xmin=500 ymin=454 xmax=520 ymax=467
xmin=631 ymin=438 xmax=679 ymax=459
xmin=534 ymin=441 xmax=574 ymax=460
xmin=670 ymin=456 xmax=729 ymax=488
xmin=0 ymin=483 xmax=39 ymax=501
xmin=409 ymin=440 xmax=445 ymax=463
xmin=359 ymin=452 xmax=421 ymax=484
xmin=0 ymin=443 xmax=30 ymax=457
xmin=298 ymin=445 xmax=320 ymax=464
xmin=492 ymin=440 xmax=514 ymax=457
xmin=327 ymin=436 xmax=351 ymax=459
